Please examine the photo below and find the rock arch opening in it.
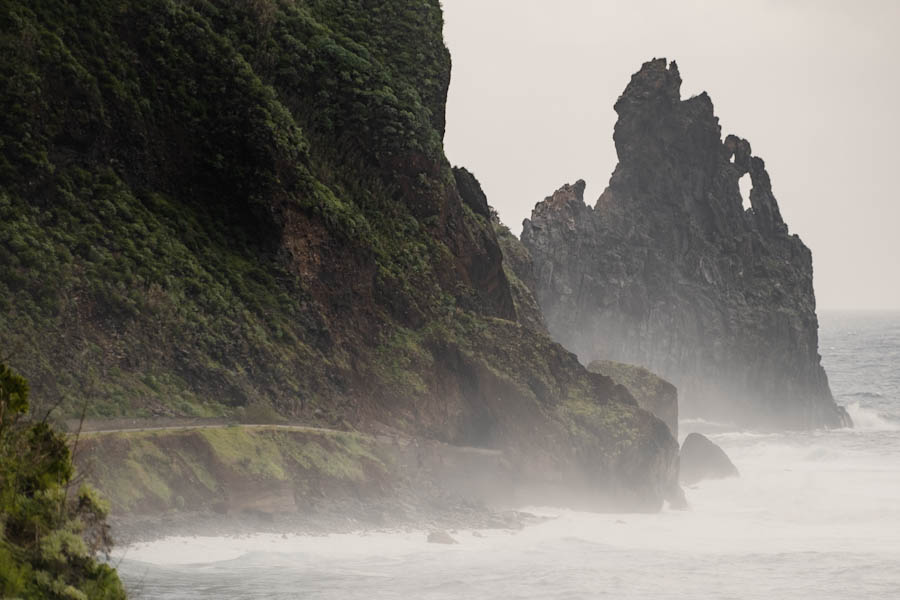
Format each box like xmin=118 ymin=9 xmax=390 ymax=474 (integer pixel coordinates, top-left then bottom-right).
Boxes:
xmin=739 ymin=173 xmax=752 ymax=211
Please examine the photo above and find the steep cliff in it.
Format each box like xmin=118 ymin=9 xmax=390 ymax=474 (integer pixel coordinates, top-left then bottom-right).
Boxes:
xmin=522 ymin=59 xmax=849 ymax=430
xmin=1 ymin=3 xmax=680 ymax=508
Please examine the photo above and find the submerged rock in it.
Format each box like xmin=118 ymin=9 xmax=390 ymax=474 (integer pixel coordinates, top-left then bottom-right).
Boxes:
xmin=427 ymin=530 xmax=459 ymax=544
xmin=679 ymin=433 xmax=739 ymax=485
xmin=522 ymin=58 xmax=851 ymax=430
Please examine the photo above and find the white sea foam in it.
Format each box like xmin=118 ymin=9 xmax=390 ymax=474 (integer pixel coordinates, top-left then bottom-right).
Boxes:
xmin=679 ymin=417 xmax=735 ymax=428
xmin=844 ymin=401 xmax=900 ymax=431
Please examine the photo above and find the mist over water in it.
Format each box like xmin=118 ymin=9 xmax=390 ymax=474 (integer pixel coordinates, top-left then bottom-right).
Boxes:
xmin=116 ymin=311 xmax=900 ymax=599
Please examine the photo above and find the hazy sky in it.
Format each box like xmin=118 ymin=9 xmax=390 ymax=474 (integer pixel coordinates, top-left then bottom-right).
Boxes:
xmin=442 ymin=0 xmax=900 ymax=310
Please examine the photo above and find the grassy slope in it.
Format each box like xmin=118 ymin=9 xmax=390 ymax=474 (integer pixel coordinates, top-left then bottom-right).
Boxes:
xmin=77 ymin=427 xmax=385 ymax=514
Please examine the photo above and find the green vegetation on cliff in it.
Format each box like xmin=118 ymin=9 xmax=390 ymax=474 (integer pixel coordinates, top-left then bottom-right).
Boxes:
xmin=1 ymin=0 xmax=681 ymax=509
xmin=0 ymin=364 xmax=125 ymax=599
xmin=0 ymin=0 xmax=469 ymax=419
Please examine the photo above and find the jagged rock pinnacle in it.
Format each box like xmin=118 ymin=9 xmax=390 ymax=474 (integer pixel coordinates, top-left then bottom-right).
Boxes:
xmin=522 ymin=59 xmax=850 ymax=430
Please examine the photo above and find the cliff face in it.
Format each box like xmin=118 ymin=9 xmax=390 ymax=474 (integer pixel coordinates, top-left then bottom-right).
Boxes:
xmin=522 ymin=59 xmax=850 ymax=430
xmin=1 ymin=3 xmax=680 ymax=509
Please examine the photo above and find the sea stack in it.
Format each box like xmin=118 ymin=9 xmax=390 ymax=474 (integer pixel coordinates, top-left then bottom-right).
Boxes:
xmin=521 ymin=59 xmax=850 ymax=430
xmin=679 ymin=433 xmax=739 ymax=485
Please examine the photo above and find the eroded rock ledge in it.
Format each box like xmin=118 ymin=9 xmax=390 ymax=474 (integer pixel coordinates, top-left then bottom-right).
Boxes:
xmin=522 ymin=58 xmax=850 ymax=430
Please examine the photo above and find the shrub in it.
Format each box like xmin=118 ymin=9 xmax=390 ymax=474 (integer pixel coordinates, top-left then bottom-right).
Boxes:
xmin=0 ymin=362 xmax=126 ymax=599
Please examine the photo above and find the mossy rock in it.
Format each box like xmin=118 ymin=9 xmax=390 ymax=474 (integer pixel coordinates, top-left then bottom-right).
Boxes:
xmin=588 ymin=360 xmax=678 ymax=437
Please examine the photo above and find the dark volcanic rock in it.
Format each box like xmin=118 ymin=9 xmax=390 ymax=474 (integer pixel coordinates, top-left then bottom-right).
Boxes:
xmin=521 ymin=58 xmax=850 ymax=430
xmin=453 ymin=166 xmax=548 ymax=334
xmin=679 ymin=433 xmax=739 ymax=485
xmin=492 ymin=221 xmax=549 ymax=335
xmin=587 ymin=360 xmax=678 ymax=438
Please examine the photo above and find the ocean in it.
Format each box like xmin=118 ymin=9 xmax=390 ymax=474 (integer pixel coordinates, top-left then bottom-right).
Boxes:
xmin=115 ymin=310 xmax=900 ymax=599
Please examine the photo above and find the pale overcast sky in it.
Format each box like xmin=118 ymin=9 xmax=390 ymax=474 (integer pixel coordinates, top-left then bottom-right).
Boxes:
xmin=442 ymin=0 xmax=900 ymax=311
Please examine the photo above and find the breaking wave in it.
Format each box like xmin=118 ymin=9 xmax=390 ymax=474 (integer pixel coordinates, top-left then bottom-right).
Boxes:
xmin=838 ymin=391 xmax=885 ymax=399
xmin=844 ymin=401 xmax=900 ymax=431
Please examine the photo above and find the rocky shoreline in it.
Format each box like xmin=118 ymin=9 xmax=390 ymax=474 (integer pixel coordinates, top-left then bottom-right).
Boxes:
xmin=78 ymin=425 xmax=556 ymax=548
xmin=110 ymin=498 xmax=548 ymax=547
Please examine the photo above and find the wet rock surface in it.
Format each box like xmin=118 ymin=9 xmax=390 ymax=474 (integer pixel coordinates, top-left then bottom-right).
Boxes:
xmin=522 ymin=58 xmax=851 ymax=430
xmin=679 ymin=433 xmax=739 ymax=485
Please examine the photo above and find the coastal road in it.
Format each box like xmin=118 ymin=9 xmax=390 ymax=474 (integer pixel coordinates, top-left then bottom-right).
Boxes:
xmin=71 ymin=421 xmax=503 ymax=457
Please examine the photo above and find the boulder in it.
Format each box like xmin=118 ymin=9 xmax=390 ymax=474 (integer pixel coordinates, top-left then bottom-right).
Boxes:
xmin=679 ymin=433 xmax=739 ymax=485
xmin=427 ymin=530 xmax=459 ymax=544
xmin=588 ymin=360 xmax=678 ymax=438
